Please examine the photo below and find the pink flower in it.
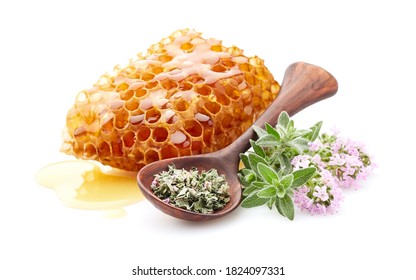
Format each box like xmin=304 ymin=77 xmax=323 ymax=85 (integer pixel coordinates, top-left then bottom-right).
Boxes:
xmin=291 ymin=155 xmax=311 ymax=170
xmin=344 ymin=154 xmax=362 ymax=167
xmin=308 ymin=141 xmax=321 ymax=152
xmin=313 ymin=186 xmax=329 ymax=201
xmin=311 ymin=154 xmax=326 ymax=169
xmin=293 ymin=183 xmax=344 ymax=215
xmin=293 ymin=186 xmax=313 ymax=210
xmin=320 ymin=169 xmax=337 ymax=187
xmin=328 ymin=153 xmax=345 ymax=166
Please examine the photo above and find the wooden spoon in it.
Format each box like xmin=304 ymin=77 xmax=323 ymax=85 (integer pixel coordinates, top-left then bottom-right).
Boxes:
xmin=137 ymin=62 xmax=338 ymax=221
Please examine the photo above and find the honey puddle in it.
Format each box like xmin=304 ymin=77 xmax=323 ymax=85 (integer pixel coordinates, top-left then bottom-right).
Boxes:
xmin=36 ymin=160 xmax=144 ymax=218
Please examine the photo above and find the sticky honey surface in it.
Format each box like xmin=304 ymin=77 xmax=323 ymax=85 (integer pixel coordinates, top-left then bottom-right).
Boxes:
xmin=62 ymin=29 xmax=280 ymax=171
xmin=36 ymin=161 xmax=143 ymax=217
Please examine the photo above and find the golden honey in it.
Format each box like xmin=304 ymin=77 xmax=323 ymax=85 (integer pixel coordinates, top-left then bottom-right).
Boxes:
xmin=36 ymin=160 xmax=143 ymax=217
xmin=62 ymin=29 xmax=280 ymax=171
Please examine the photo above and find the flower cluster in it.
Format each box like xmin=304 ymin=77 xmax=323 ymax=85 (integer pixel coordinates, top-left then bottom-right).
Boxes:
xmin=238 ymin=111 xmax=374 ymax=220
xmin=292 ymin=130 xmax=374 ymax=215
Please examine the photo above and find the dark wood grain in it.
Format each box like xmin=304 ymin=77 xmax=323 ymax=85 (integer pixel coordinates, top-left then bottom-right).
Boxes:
xmin=137 ymin=62 xmax=338 ymax=221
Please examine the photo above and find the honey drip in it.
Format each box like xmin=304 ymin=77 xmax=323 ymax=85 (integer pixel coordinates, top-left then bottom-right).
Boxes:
xmin=36 ymin=160 xmax=144 ymax=218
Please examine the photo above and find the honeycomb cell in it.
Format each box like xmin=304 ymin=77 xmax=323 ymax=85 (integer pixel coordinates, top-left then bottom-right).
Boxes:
xmin=191 ymin=141 xmax=203 ymax=154
xmin=203 ymin=127 xmax=213 ymax=144
xmin=101 ymin=117 xmax=114 ymax=134
xmin=97 ymin=141 xmax=111 ymax=158
xmin=123 ymin=131 xmax=136 ymax=148
xmin=184 ymin=120 xmax=203 ymax=137
xmin=161 ymin=144 xmax=179 ymax=159
xmin=141 ymin=72 xmax=154 ymax=81
xmin=73 ymin=126 xmax=87 ymax=138
xmin=224 ymin=85 xmax=240 ymax=100
xmin=133 ymin=149 xmax=144 ymax=161
xmin=161 ymin=79 xmax=178 ymax=91
xmin=63 ymin=29 xmax=280 ymax=171
xmin=195 ymin=84 xmax=212 ymax=96
xmin=239 ymin=63 xmax=250 ymax=72
xmin=179 ymin=81 xmax=193 ymax=91
xmin=262 ymin=90 xmax=272 ymax=101
xmin=115 ymin=109 xmax=129 ymax=129
xmin=159 ymin=54 xmax=172 ymax=62
xmin=137 ymin=126 xmax=151 ymax=141
xmin=145 ymin=149 xmax=159 ymax=163
xmin=129 ymin=114 xmax=144 ymax=125
xmin=210 ymin=45 xmax=222 ymax=52
xmin=145 ymin=80 xmax=159 ymax=89
xmin=245 ymin=72 xmax=255 ymax=85
xmin=252 ymin=96 xmax=261 ymax=107
xmin=221 ymin=113 xmax=233 ymax=128
xmin=111 ymin=140 xmax=123 ymax=157
xmin=120 ymin=90 xmax=134 ymax=101
xmin=84 ymin=143 xmax=97 ymax=157
xmin=116 ymin=82 xmax=129 ymax=92
xmin=221 ymin=58 xmax=235 ymax=68
xmin=125 ymin=98 xmax=140 ymax=111
xmin=204 ymin=100 xmax=221 ymax=114
xmin=171 ymin=130 xmax=187 ymax=145
xmin=153 ymin=127 xmax=169 ymax=142
xmin=212 ymin=64 xmax=227 ymax=73
xmin=145 ymin=108 xmax=161 ymax=123
xmin=135 ymin=88 xmax=147 ymax=98
xmin=181 ymin=42 xmax=194 ymax=52
xmin=215 ymin=92 xmax=230 ymax=106
xmin=174 ymin=99 xmax=189 ymax=111
xmin=152 ymin=66 xmax=164 ymax=74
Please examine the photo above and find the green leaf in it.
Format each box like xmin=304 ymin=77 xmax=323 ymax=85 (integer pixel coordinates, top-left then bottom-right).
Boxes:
xmin=257 ymin=185 xmax=277 ymax=198
xmin=248 ymin=152 xmax=269 ymax=177
xmin=287 ymin=119 xmax=295 ymax=131
xmin=252 ymin=181 xmax=267 ymax=188
xmin=267 ymin=197 xmax=276 ymax=210
xmin=288 ymin=138 xmax=309 ymax=154
xmin=240 ymin=192 xmax=269 ymax=208
xmin=276 ymin=126 xmax=286 ymax=139
xmin=273 ymin=179 xmax=286 ymax=198
xmin=292 ymin=129 xmax=312 ymax=138
xmin=257 ymin=162 xmax=279 ymax=184
xmin=276 ymin=154 xmax=292 ymax=174
xmin=276 ymin=195 xmax=295 ymax=221
xmin=256 ymin=134 xmax=280 ymax=147
xmin=243 ymin=170 xmax=256 ymax=183
xmin=281 ymin=174 xmax=294 ymax=189
xmin=253 ymin=125 xmax=267 ymax=138
xmin=265 ymin=123 xmax=281 ymax=141
xmin=275 ymin=197 xmax=284 ymax=216
xmin=243 ymin=184 xmax=260 ymax=196
xmin=250 ymin=139 xmax=265 ymax=157
xmin=278 ymin=111 xmax=290 ymax=129
xmin=242 ymin=181 xmax=264 ymax=196
xmin=237 ymin=173 xmax=251 ymax=188
xmin=240 ymin=153 xmax=250 ymax=169
xmin=292 ymin=167 xmax=317 ymax=188
xmin=306 ymin=121 xmax=323 ymax=141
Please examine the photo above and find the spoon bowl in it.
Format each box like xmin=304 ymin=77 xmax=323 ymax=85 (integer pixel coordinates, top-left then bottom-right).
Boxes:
xmin=137 ymin=62 xmax=338 ymax=221
xmin=137 ymin=152 xmax=242 ymax=221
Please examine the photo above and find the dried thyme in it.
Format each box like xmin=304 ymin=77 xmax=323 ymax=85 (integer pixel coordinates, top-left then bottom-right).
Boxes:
xmin=151 ymin=165 xmax=230 ymax=214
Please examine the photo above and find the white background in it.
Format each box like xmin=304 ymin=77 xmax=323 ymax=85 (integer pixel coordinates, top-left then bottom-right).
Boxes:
xmin=1 ymin=0 xmax=415 ymax=279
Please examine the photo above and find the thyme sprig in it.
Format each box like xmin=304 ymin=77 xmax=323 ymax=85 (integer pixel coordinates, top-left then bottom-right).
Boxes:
xmin=238 ymin=112 xmax=320 ymax=220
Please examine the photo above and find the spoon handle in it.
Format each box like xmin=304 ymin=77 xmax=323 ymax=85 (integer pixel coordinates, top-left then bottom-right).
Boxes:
xmin=224 ymin=61 xmax=338 ymax=157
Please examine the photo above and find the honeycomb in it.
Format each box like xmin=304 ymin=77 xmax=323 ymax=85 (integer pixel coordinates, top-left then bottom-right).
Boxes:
xmin=62 ymin=29 xmax=280 ymax=171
